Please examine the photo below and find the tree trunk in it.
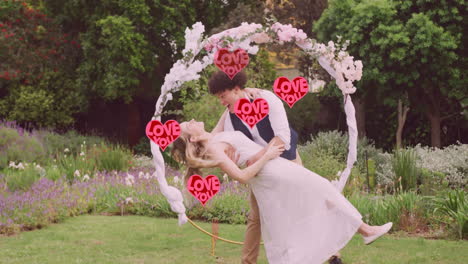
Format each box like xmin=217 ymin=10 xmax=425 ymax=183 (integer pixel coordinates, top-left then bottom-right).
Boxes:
xmin=354 ymin=97 xmax=366 ymax=139
xmin=428 ymin=112 xmax=442 ymax=148
xmin=396 ymin=99 xmax=410 ymax=149
xmin=425 ymin=89 xmax=442 ymax=148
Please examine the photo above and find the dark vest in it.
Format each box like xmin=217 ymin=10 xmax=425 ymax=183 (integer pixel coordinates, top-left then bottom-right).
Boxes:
xmin=229 ymin=112 xmax=298 ymax=160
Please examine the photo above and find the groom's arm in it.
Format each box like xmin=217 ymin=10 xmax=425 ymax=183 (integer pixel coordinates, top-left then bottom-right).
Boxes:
xmin=263 ymin=90 xmax=291 ymax=150
xmin=247 ymin=90 xmax=291 ymax=166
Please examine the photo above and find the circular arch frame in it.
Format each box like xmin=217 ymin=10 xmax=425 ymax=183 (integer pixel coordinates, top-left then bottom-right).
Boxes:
xmin=149 ymin=21 xmax=361 ymax=226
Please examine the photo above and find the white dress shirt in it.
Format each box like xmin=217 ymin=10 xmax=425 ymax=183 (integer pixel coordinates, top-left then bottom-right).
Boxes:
xmin=224 ymin=90 xmax=291 ymax=150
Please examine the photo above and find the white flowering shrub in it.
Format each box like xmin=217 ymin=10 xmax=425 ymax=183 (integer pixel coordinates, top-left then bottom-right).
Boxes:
xmin=375 ymin=152 xmax=396 ymax=189
xmin=374 ymin=143 xmax=468 ymax=191
xmin=413 ymin=143 xmax=468 ymax=188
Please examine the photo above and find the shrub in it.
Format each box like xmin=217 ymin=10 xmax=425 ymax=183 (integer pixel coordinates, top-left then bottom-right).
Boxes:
xmin=300 ymin=154 xmax=344 ymax=180
xmin=188 ymin=181 xmax=250 ymax=224
xmin=38 ymin=130 xmax=105 ymax=158
xmin=5 ymin=164 xmax=42 ymax=191
xmin=0 ymin=125 xmax=46 ymax=169
xmin=414 ymin=143 xmax=467 ymax=188
xmin=300 ymin=130 xmax=382 ymax=174
xmin=433 ymin=189 xmax=467 ymax=239
xmin=91 ymin=143 xmax=133 ymax=172
xmin=56 ymin=153 xmax=96 ymax=183
xmin=349 ymin=192 xmax=428 ymax=232
xmin=375 ymin=152 xmax=396 ymax=191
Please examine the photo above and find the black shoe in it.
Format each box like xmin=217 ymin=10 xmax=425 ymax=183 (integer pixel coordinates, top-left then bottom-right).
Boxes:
xmin=328 ymin=256 xmax=344 ymax=264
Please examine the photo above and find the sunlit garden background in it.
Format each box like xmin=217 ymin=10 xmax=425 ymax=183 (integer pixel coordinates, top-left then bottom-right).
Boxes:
xmin=0 ymin=0 xmax=466 ymax=263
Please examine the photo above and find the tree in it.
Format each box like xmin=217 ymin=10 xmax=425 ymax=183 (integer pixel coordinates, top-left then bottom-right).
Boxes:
xmin=41 ymin=0 xmax=252 ymax=144
xmin=314 ymin=0 xmax=467 ymax=147
xmin=0 ymin=0 xmax=84 ymax=128
xmin=265 ymin=0 xmax=327 ymax=37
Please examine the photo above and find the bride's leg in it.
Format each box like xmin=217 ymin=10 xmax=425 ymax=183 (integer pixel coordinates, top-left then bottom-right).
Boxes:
xmin=358 ymin=222 xmax=393 ymax=245
xmin=357 ymin=223 xmax=374 ymax=236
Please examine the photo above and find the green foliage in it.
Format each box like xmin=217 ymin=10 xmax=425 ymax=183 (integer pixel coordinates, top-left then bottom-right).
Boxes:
xmin=0 ymin=126 xmax=46 ymax=169
xmin=0 ymin=86 xmax=55 ymax=127
xmin=56 ymin=153 xmax=95 ymax=183
xmin=367 ymin=158 xmax=376 ymax=190
xmin=244 ymin=48 xmax=278 ymax=89
xmin=349 ymin=192 xmax=427 ymax=231
xmin=392 ymin=148 xmax=419 ymax=192
xmin=299 ymin=130 xmax=382 ymax=174
xmin=286 ymin=94 xmax=321 ymax=142
xmin=5 ymin=165 xmax=42 ymax=191
xmin=38 ymin=130 xmax=106 ymax=158
xmin=418 ymin=168 xmax=449 ymax=196
xmin=132 ymin=137 xmax=152 ymax=157
xmin=190 ymin=193 xmax=250 ymax=224
xmin=91 ymin=144 xmax=133 ymax=173
xmin=43 ymin=0 xmax=248 ymax=106
xmin=433 ymin=190 xmax=467 ymax=239
xmin=0 ymin=72 xmax=85 ymax=129
xmin=78 ymin=15 xmax=150 ymax=103
xmin=314 ymin=0 xmax=466 ymax=147
xmin=300 ymin=154 xmax=343 ymax=180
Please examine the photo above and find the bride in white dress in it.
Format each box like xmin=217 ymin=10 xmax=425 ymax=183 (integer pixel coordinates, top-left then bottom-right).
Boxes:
xmin=173 ymin=119 xmax=392 ymax=264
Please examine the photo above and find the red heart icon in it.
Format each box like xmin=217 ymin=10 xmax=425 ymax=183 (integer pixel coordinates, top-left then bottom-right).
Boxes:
xmin=234 ymin=98 xmax=269 ymax=128
xmin=273 ymin=76 xmax=309 ymax=108
xmin=145 ymin=120 xmax=180 ymax=151
xmin=187 ymin=175 xmax=220 ymax=206
xmin=214 ymin=48 xmax=249 ymax=79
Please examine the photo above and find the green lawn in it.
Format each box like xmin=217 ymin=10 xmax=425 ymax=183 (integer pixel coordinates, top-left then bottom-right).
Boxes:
xmin=0 ymin=215 xmax=466 ymax=264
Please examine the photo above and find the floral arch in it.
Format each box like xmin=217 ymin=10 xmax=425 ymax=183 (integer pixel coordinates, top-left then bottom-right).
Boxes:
xmin=150 ymin=22 xmax=362 ymax=225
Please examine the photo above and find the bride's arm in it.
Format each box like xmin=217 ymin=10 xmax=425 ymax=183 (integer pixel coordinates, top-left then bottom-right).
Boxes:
xmin=246 ymin=137 xmax=285 ymax=166
xmin=209 ymin=143 xmax=284 ymax=184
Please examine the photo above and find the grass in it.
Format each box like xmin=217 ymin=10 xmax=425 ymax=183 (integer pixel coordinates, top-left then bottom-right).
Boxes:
xmin=1 ymin=216 xmax=467 ymax=264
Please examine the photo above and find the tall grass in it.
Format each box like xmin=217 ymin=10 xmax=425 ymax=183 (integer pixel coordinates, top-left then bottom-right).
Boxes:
xmin=349 ymin=192 xmax=426 ymax=231
xmin=392 ymin=148 xmax=419 ymax=192
xmin=433 ymin=190 xmax=467 ymax=239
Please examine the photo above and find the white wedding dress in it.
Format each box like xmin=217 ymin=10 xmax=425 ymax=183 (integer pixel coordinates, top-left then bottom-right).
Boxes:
xmin=212 ymin=131 xmax=363 ymax=264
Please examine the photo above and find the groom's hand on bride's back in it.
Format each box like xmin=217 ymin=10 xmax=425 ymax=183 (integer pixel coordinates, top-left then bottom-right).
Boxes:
xmin=265 ymin=142 xmax=285 ymax=160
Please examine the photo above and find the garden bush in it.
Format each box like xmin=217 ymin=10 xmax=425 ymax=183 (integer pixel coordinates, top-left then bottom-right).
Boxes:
xmin=349 ymin=192 xmax=429 ymax=233
xmin=433 ymin=189 xmax=467 ymax=239
xmin=37 ymin=129 xmax=106 ymax=158
xmin=0 ymin=125 xmax=47 ymax=169
xmin=5 ymin=163 xmax=43 ymax=191
xmin=300 ymin=130 xmax=382 ymax=174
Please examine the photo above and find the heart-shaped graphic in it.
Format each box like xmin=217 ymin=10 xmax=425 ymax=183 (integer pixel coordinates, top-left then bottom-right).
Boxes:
xmin=187 ymin=175 xmax=220 ymax=206
xmin=214 ymin=48 xmax=249 ymax=79
xmin=273 ymin=76 xmax=309 ymax=108
xmin=234 ymin=98 xmax=269 ymax=128
xmin=145 ymin=120 xmax=180 ymax=151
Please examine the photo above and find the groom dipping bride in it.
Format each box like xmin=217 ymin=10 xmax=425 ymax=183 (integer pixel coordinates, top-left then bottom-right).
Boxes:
xmin=172 ymin=71 xmax=392 ymax=264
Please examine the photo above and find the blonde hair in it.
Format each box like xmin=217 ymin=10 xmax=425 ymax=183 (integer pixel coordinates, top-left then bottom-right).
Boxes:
xmin=171 ymin=131 xmax=218 ymax=184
